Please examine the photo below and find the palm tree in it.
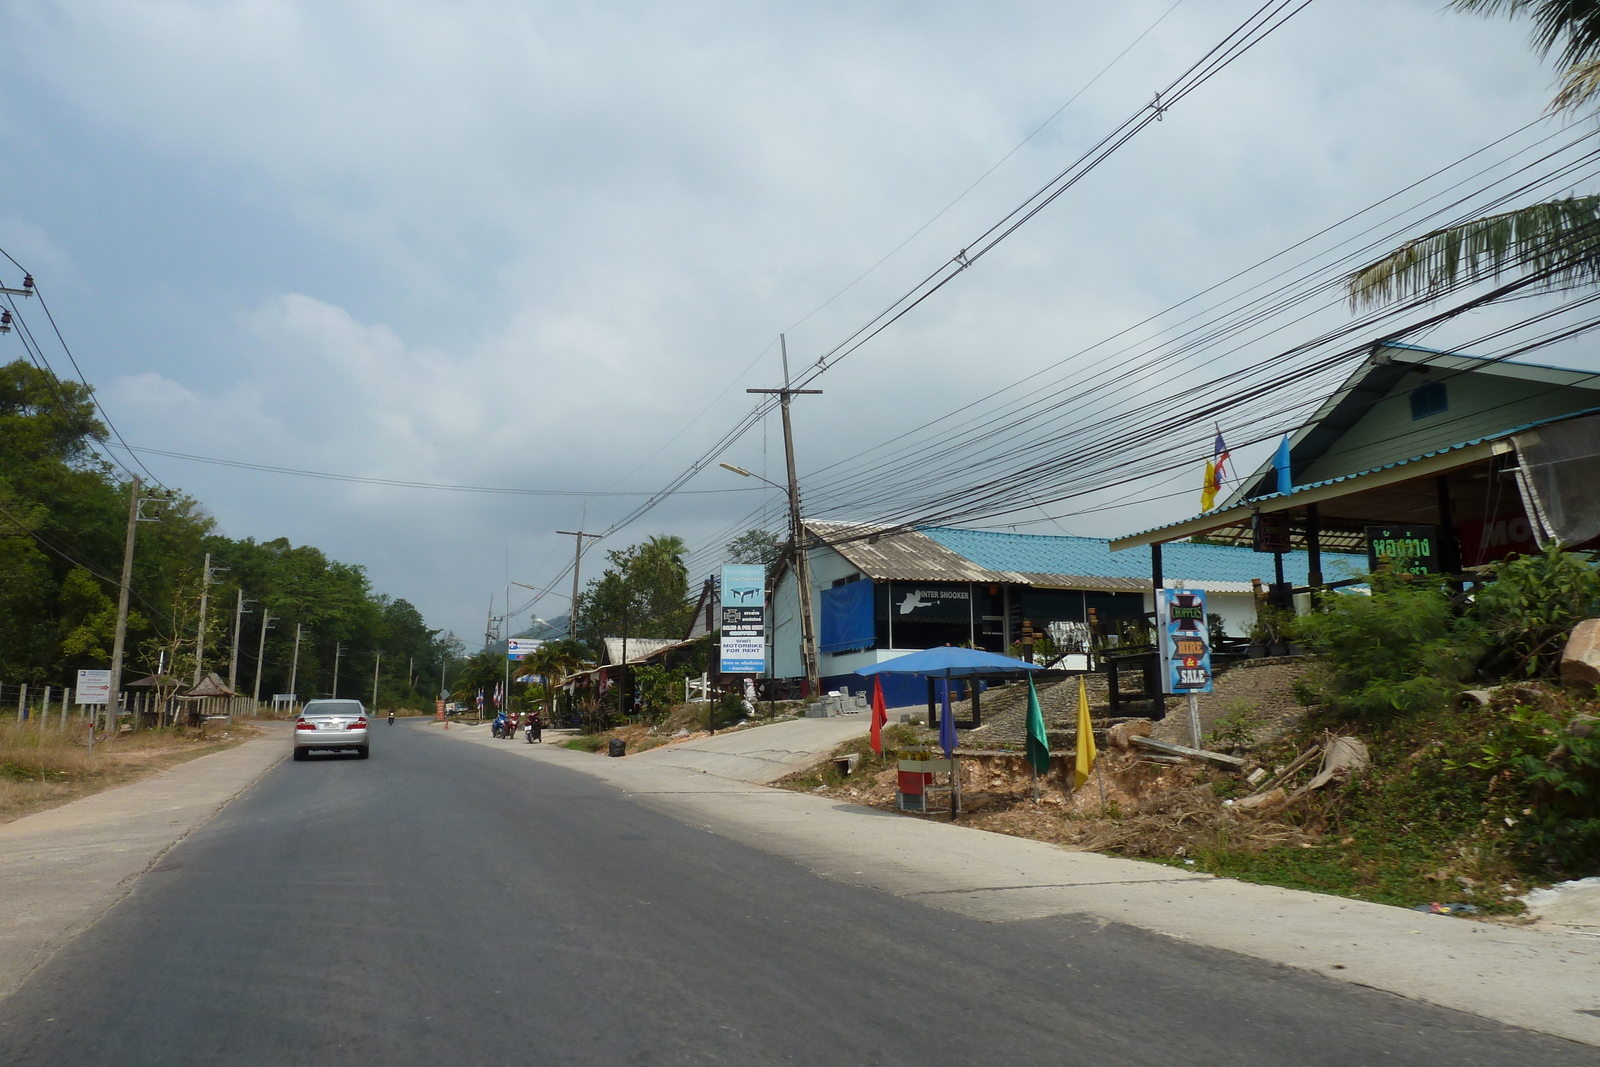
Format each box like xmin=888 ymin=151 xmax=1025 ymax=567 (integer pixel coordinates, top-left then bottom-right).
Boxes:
xmin=526 ymin=644 xmax=587 ymax=724
xmin=1350 ymin=1 xmax=1600 ymax=307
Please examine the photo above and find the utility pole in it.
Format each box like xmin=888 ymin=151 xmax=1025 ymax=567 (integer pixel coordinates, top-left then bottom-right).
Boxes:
xmin=747 ymin=334 xmax=822 ymax=698
xmin=252 ymin=608 xmax=274 ymax=707
xmin=193 ymin=552 xmax=218 ymax=687
xmin=288 ymin=623 xmax=303 ymax=702
xmin=556 ymin=530 xmax=602 ymax=643
xmin=332 ymin=641 xmax=343 ymax=699
xmin=228 ymin=587 xmax=253 ymax=694
xmin=106 ymin=475 xmax=158 ymax=735
xmin=372 ymin=651 xmax=381 ymax=709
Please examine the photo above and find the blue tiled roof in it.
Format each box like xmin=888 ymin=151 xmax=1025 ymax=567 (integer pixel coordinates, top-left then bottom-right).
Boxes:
xmin=920 ymin=526 xmax=1362 ymax=586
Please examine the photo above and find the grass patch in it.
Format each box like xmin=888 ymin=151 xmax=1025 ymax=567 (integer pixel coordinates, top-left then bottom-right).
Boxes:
xmin=1169 ymin=693 xmax=1595 ymax=913
xmin=0 ymin=719 xmax=259 ymax=824
xmin=781 ymin=724 xmax=921 ymax=791
xmin=562 ymin=735 xmax=607 ymax=753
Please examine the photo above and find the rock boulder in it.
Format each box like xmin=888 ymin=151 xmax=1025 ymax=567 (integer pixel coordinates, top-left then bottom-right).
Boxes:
xmin=1561 ymin=618 xmax=1600 ymax=687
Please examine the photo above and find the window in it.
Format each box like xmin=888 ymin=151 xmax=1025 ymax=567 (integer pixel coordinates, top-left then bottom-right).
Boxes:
xmin=1410 ymin=381 xmax=1447 ymax=420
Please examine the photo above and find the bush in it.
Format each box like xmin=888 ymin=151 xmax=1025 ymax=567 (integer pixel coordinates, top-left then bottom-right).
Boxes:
xmin=710 ymin=688 xmax=748 ymax=730
xmin=1474 ymin=546 xmax=1600 ymax=678
xmin=634 ymin=663 xmax=691 ymax=722
xmin=577 ymin=694 xmax=613 ymax=735
xmin=1293 ymin=575 xmax=1484 ymax=721
xmin=1455 ymin=700 xmax=1600 ymax=874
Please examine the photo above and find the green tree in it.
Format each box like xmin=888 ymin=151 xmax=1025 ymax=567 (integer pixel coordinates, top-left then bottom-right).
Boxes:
xmin=574 ymin=535 xmax=693 ymax=644
xmin=1350 ymin=1 xmax=1600 ymax=306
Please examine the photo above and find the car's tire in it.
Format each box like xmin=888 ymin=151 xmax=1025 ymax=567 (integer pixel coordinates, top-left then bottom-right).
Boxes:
xmin=357 ymin=746 xmax=370 ymax=759
xmin=293 ymin=748 xmax=308 ymax=761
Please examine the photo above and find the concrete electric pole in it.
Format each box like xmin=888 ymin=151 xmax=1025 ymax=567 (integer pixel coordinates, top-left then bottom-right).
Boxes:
xmin=192 ymin=552 xmax=217 ymax=688
xmin=332 ymin=641 xmax=343 ymax=699
xmin=252 ymin=608 xmax=274 ymax=708
xmin=556 ymin=530 xmax=602 ymax=643
xmin=746 ymin=334 xmax=822 ymax=698
xmin=105 ymin=475 xmax=154 ymax=734
xmin=228 ymin=588 xmax=253 ymax=694
xmin=288 ymin=622 xmax=303 ymax=703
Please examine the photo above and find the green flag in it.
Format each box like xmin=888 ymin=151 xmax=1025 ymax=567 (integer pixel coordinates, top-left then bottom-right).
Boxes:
xmin=1025 ymin=674 xmax=1050 ymax=775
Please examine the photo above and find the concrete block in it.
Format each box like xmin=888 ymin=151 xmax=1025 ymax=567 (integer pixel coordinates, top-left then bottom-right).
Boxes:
xmin=805 ymin=703 xmax=829 ymax=718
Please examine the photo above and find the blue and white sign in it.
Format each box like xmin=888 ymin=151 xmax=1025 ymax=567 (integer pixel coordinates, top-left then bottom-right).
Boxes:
xmin=507 ymin=638 xmax=543 ymax=660
xmin=1156 ymin=588 xmax=1212 ymax=694
xmin=719 ymin=564 xmax=767 ymax=673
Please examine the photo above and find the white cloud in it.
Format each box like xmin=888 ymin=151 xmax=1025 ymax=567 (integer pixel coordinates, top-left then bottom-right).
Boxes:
xmin=1 ymin=0 xmax=1578 ymax=637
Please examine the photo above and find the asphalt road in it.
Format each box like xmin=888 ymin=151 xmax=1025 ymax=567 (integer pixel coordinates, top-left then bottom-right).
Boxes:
xmin=0 ymin=722 xmax=1591 ymax=1066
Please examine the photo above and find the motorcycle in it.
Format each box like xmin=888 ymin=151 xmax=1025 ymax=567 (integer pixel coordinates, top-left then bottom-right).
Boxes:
xmin=387 ymin=712 xmax=395 ymax=725
xmin=524 ymin=716 xmax=542 ymax=744
xmin=491 ymin=717 xmax=509 ymax=739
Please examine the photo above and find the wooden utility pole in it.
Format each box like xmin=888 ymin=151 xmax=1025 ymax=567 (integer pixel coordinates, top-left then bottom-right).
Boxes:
xmin=556 ymin=529 xmax=602 ymax=642
xmin=372 ymin=651 xmax=381 ymax=709
xmin=105 ymin=475 xmax=142 ymax=735
xmin=252 ymin=608 xmax=273 ymax=707
xmin=747 ymin=334 xmax=822 ymax=698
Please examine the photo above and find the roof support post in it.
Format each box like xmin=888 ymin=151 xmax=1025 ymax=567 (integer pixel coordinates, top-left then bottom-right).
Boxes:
xmin=1436 ymin=474 xmax=1463 ymax=579
xmin=1305 ymin=504 xmax=1323 ymax=606
xmin=1150 ymin=541 xmax=1164 ymax=608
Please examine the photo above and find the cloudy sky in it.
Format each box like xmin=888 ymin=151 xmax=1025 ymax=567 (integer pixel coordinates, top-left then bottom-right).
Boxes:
xmin=0 ymin=0 xmax=1585 ymax=642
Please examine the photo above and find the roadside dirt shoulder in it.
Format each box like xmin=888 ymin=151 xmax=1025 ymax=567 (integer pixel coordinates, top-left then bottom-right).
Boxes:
xmin=0 ymin=728 xmax=287 ymax=1002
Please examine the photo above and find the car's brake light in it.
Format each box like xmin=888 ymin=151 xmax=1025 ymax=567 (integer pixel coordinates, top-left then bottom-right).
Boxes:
xmin=295 ymin=720 xmax=316 ymax=730
xmin=348 ymin=718 xmax=367 ymax=730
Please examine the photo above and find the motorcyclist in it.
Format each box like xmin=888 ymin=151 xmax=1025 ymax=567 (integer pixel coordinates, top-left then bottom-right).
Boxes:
xmin=525 ymin=709 xmax=542 ymax=744
xmin=387 ymin=710 xmax=396 ymax=725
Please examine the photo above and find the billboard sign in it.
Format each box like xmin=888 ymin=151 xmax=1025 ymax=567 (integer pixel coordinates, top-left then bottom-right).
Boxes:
xmin=1156 ymin=589 xmax=1212 ymax=695
xmin=719 ymin=564 xmax=767 ymax=674
xmin=76 ymin=669 xmax=112 ymax=705
xmin=507 ymin=637 xmax=544 ymax=660
xmin=1365 ymin=524 xmax=1439 ymax=575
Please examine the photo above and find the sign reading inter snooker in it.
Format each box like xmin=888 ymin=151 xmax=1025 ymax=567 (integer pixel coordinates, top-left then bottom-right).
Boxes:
xmin=719 ymin=565 xmax=767 ymax=674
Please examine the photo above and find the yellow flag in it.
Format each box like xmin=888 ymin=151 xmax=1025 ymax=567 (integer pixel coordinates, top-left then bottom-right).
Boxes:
xmin=1074 ymin=675 xmax=1096 ymax=790
xmin=1200 ymin=458 xmax=1218 ymax=512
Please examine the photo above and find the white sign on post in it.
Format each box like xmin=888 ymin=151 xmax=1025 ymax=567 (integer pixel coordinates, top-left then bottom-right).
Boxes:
xmin=76 ymin=669 xmax=112 ymax=705
xmin=719 ymin=565 xmax=767 ymax=674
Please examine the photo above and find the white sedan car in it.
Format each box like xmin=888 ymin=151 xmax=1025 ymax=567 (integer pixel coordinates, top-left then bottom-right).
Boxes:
xmin=292 ymin=699 xmax=370 ymax=759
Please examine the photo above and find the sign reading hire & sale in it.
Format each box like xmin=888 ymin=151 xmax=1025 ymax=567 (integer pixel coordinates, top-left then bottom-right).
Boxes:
xmin=719 ymin=565 xmax=767 ymax=674
xmin=1156 ymin=588 xmax=1213 ymax=695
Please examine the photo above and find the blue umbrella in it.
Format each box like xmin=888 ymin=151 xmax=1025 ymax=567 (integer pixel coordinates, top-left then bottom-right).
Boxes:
xmin=938 ymin=679 xmax=956 ymax=759
xmin=854 ymin=646 xmax=1041 ymax=678
xmin=857 ymin=646 xmax=1041 ymax=813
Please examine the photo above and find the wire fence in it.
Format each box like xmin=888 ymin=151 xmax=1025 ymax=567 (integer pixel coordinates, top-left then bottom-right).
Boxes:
xmin=0 ymin=682 xmax=276 ymax=727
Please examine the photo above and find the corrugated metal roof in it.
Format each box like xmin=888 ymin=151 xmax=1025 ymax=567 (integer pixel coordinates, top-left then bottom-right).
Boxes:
xmin=602 ymin=637 xmax=684 ymax=665
xmin=804 ymin=521 xmax=1359 ymax=589
xmin=921 ymin=526 xmax=1356 ymax=586
xmin=808 ymin=521 xmax=992 ymax=582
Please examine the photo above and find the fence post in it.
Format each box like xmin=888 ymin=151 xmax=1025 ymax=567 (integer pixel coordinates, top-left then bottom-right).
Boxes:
xmin=18 ymin=683 xmax=26 ymax=722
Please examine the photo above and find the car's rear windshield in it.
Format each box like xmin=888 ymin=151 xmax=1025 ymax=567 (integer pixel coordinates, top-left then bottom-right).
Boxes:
xmin=301 ymin=701 xmax=364 ymax=717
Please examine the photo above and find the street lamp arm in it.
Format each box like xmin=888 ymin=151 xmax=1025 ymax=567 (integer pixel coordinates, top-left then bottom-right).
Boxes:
xmin=718 ymin=462 xmax=788 ymax=493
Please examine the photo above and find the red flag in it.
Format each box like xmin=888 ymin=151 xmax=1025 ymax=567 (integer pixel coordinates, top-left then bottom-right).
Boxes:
xmin=870 ymin=676 xmax=888 ymax=754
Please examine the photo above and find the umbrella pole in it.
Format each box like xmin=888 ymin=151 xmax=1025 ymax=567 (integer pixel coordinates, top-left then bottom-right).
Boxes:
xmin=1031 ymin=763 xmax=1039 ymax=805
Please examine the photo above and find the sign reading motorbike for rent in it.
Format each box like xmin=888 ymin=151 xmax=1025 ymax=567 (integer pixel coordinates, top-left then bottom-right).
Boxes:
xmin=719 ymin=565 xmax=767 ymax=674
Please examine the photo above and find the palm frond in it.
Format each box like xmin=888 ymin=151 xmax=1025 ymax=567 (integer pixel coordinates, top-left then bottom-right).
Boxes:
xmin=1452 ymin=1 xmax=1600 ymax=68
xmin=1347 ymin=196 xmax=1600 ymax=308
xmin=1550 ymin=56 xmax=1600 ymax=111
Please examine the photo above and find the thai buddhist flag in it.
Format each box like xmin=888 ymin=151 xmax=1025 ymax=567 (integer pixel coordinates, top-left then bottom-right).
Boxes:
xmin=870 ymin=676 xmax=888 ymax=754
xmin=1201 ymin=429 xmax=1231 ymax=512
xmin=1074 ymin=676 xmax=1096 ymax=791
xmin=1274 ymin=434 xmax=1293 ymax=496
xmin=1025 ymin=675 xmax=1049 ymax=776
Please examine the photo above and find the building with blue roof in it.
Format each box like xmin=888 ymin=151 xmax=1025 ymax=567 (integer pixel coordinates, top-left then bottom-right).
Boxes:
xmin=768 ymin=520 xmax=1361 ymax=703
